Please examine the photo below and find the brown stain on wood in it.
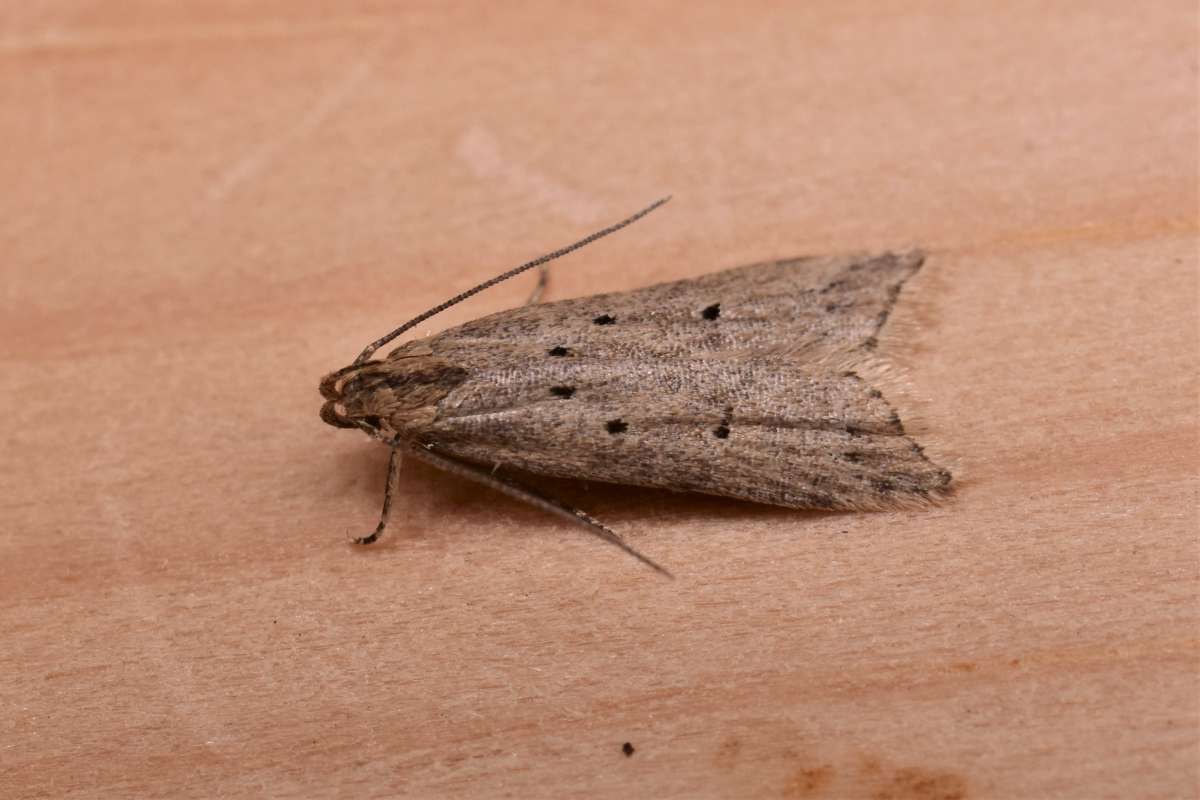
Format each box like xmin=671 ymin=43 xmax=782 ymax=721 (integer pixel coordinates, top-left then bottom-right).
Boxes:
xmin=782 ymin=764 xmax=836 ymax=797
xmin=870 ymin=767 xmax=968 ymax=800
xmin=714 ymin=735 xmax=742 ymax=769
xmin=855 ymin=755 xmax=969 ymax=800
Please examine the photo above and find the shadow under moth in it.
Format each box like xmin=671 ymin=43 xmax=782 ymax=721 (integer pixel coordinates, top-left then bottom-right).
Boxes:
xmin=319 ymin=198 xmax=951 ymax=576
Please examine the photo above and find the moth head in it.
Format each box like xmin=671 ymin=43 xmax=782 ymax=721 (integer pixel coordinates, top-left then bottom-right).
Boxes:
xmin=319 ymin=345 xmax=466 ymax=438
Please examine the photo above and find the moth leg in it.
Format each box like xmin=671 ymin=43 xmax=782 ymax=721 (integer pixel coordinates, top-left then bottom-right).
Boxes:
xmin=354 ymin=447 xmax=402 ymax=545
xmin=522 ymin=264 xmax=549 ymax=306
xmin=407 ymin=443 xmax=672 ymax=578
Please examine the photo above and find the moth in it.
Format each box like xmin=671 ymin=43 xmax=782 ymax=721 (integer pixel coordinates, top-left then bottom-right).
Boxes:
xmin=319 ymin=198 xmax=952 ymax=575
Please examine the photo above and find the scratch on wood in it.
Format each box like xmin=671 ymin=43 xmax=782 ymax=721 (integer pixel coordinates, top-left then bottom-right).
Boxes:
xmin=207 ymin=57 xmax=374 ymax=202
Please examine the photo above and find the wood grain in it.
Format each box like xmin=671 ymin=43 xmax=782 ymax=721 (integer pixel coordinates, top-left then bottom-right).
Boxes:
xmin=2 ymin=3 xmax=1196 ymax=798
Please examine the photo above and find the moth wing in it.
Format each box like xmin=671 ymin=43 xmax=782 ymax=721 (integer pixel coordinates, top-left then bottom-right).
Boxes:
xmin=418 ymin=250 xmax=923 ymax=364
xmin=399 ymin=249 xmax=946 ymax=509
xmin=423 ymin=357 xmax=951 ymax=510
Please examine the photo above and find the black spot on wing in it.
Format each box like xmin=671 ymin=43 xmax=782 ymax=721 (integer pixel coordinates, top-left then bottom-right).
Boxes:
xmin=713 ymin=405 xmax=733 ymax=439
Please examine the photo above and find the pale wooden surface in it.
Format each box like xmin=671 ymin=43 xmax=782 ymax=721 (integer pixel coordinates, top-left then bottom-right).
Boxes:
xmin=2 ymin=3 xmax=1197 ymax=798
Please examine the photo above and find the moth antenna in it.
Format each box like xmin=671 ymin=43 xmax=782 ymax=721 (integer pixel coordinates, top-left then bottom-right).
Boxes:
xmin=353 ymin=196 xmax=672 ymax=365
xmin=407 ymin=443 xmax=674 ymax=579
xmin=353 ymin=447 xmax=402 ymax=545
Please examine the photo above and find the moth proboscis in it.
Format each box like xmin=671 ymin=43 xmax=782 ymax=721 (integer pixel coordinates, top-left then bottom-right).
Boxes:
xmin=319 ymin=197 xmax=952 ymax=577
